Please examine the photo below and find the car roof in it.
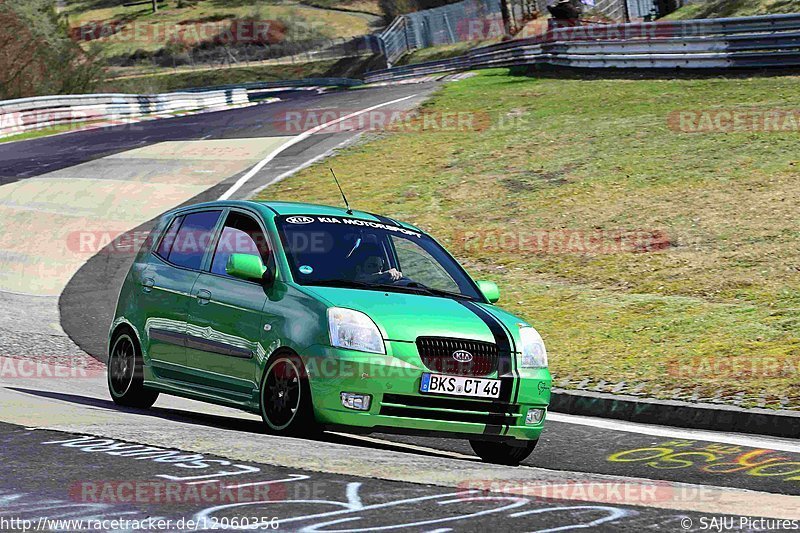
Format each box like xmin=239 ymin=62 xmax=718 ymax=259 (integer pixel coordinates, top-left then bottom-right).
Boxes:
xmin=174 ymin=200 xmax=424 ymax=233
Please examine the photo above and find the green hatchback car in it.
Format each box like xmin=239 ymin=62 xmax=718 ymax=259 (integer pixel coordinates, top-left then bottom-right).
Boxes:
xmin=108 ymin=201 xmax=551 ymax=464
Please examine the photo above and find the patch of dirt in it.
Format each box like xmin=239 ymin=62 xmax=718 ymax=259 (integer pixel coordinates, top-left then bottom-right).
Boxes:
xmin=500 ymin=163 xmax=577 ymax=191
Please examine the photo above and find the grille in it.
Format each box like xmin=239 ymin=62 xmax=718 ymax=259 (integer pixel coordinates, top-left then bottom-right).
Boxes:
xmin=381 ymin=394 xmax=519 ymax=426
xmin=416 ymin=337 xmax=498 ymax=377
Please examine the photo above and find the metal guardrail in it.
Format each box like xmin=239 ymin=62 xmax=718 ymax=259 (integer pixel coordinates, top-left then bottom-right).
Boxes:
xmin=7 ymin=13 xmax=800 ymax=137
xmin=376 ymin=0 xmax=676 ymax=66
xmin=365 ymin=13 xmax=800 ymax=83
xmin=0 ymin=77 xmax=366 ymax=139
xmin=182 ymin=78 xmax=363 ymax=93
xmin=0 ymin=88 xmax=249 ymax=139
xmin=380 ymin=16 xmax=411 ymax=65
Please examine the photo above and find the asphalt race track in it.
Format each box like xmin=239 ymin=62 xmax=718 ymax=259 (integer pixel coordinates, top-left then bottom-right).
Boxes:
xmin=1 ymin=82 xmax=800 ymax=532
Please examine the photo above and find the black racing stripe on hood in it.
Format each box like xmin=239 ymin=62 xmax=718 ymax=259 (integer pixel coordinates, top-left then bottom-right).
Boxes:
xmin=491 ymin=313 xmax=522 ymax=408
xmin=458 ymin=300 xmax=515 ymax=436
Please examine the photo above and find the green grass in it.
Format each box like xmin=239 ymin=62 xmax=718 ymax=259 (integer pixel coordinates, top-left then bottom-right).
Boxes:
xmin=66 ymin=0 xmax=376 ymax=61
xmin=665 ymin=0 xmax=800 ymax=19
xmin=298 ymin=0 xmax=382 ymax=16
xmin=0 ymin=109 xmax=202 ymax=143
xmin=254 ymin=70 xmax=800 ymax=408
xmin=0 ymin=123 xmax=97 ymax=143
xmin=396 ymin=40 xmax=499 ymax=66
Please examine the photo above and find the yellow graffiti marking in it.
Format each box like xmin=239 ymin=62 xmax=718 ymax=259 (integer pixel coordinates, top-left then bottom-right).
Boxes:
xmin=607 ymin=441 xmax=800 ymax=483
xmin=646 ymin=452 xmax=719 ymax=470
xmin=607 ymin=448 xmax=672 ymax=463
xmin=749 ymin=462 xmax=800 ymax=478
xmin=702 ymin=450 xmax=790 ymax=474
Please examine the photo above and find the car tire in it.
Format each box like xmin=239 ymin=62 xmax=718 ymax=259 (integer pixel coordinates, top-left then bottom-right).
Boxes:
xmin=469 ymin=439 xmax=538 ymax=466
xmin=108 ymin=330 xmax=159 ymax=408
xmin=260 ymin=352 xmax=317 ymax=436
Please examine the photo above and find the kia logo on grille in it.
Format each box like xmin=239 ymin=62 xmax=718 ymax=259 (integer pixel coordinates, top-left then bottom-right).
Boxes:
xmin=452 ymin=350 xmax=473 ymax=363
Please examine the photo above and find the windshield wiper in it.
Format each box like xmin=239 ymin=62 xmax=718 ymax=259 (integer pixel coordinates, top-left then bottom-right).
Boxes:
xmin=304 ymin=279 xmax=476 ymax=301
xmin=368 ymin=283 xmax=476 ymax=301
xmin=304 ymin=279 xmax=373 ymax=289
xmin=408 ymin=285 xmax=476 ymax=301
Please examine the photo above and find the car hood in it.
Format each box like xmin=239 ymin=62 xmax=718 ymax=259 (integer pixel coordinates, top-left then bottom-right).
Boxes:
xmin=303 ymin=286 xmax=526 ymax=348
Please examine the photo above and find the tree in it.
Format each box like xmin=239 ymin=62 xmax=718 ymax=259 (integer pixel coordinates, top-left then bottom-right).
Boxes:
xmin=0 ymin=0 xmax=104 ymax=99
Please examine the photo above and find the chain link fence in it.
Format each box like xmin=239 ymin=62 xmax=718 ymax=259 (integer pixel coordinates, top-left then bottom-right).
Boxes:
xmin=381 ymin=0 xmax=505 ymax=64
xmin=403 ymin=0 xmax=503 ymax=48
xmin=586 ymin=0 xmax=687 ymax=21
xmin=588 ymin=0 xmax=628 ymax=21
xmin=379 ymin=0 xmax=681 ymax=65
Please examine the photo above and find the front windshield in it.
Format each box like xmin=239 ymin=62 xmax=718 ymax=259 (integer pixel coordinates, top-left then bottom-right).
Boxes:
xmin=276 ymin=215 xmax=483 ymax=301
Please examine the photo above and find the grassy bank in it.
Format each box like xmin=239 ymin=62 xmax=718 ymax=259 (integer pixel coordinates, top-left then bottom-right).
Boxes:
xmin=299 ymin=0 xmax=382 ymax=16
xmin=66 ymin=0 xmax=377 ymax=62
xmin=0 ymin=123 xmax=99 ymax=144
xmin=98 ymin=58 xmax=355 ymax=93
xmin=254 ymin=70 xmax=800 ymax=408
xmin=665 ymin=0 xmax=800 ymax=19
xmin=395 ymin=40 xmax=499 ymax=66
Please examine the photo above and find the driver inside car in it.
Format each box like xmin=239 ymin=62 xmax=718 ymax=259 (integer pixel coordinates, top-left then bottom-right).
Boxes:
xmin=353 ymin=244 xmax=403 ymax=282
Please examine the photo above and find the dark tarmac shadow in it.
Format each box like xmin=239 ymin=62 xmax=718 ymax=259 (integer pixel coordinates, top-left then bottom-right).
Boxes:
xmin=5 ymin=386 xmax=482 ymax=462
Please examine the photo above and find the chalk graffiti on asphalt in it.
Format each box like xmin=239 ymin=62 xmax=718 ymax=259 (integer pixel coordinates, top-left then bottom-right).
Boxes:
xmin=39 ymin=433 xmax=638 ymax=531
xmin=193 ymin=483 xmax=635 ymax=531
xmin=0 ymin=490 xmax=169 ymax=527
xmin=608 ymin=439 xmax=800 ymax=481
xmin=41 ymin=435 xmax=261 ymax=480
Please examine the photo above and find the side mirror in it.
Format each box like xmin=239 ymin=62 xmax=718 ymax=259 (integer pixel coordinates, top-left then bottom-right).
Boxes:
xmin=226 ymin=254 xmax=268 ymax=283
xmin=476 ymin=280 xmax=500 ymax=303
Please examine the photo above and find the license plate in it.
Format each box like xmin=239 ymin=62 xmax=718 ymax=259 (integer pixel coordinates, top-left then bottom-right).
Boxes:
xmin=420 ymin=373 xmax=501 ymax=399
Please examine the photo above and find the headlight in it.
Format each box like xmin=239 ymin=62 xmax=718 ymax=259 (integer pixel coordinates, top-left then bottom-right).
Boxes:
xmin=328 ymin=307 xmax=385 ymax=354
xmin=519 ymin=326 xmax=548 ymax=368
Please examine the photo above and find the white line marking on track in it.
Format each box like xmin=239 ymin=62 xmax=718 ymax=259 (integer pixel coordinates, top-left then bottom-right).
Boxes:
xmin=249 ymin=134 xmax=363 ymax=197
xmin=328 ymin=432 xmax=478 ymax=461
xmin=548 ymin=412 xmax=800 ymax=453
xmin=218 ymin=94 xmax=418 ymax=200
xmin=225 ymin=474 xmax=310 ymax=489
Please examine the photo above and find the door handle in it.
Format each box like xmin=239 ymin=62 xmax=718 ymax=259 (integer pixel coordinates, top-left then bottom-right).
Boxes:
xmin=196 ymin=289 xmax=212 ymax=305
xmin=142 ymin=277 xmax=155 ymax=293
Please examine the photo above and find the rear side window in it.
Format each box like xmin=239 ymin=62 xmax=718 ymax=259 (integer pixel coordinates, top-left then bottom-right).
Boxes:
xmin=155 ymin=215 xmax=183 ymax=260
xmin=167 ymin=210 xmax=222 ymax=270
xmin=210 ymin=212 xmax=271 ymax=277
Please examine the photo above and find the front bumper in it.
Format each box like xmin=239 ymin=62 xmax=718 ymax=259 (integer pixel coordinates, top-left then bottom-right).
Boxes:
xmin=303 ymin=341 xmax=551 ymax=443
